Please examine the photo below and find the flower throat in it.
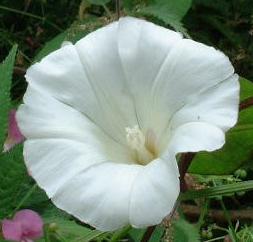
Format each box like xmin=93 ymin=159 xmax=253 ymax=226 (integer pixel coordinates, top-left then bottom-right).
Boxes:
xmin=125 ymin=125 xmax=156 ymax=165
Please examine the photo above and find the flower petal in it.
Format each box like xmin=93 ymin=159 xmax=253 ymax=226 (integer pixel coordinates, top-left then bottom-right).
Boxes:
xmin=17 ymin=86 xmax=131 ymax=163
xmin=14 ymin=210 xmax=43 ymax=239
xmin=168 ymin=122 xmax=225 ymax=154
xmin=129 ymin=157 xmax=179 ymax=228
xmin=2 ymin=219 xmax=22 ymax=241
xmin=24 ymin=139 xmax=108 ymax=197
xmin=149 ymin=38 xmax=234 ymax=139
xmin=52 ymin=163 xmax=142 ymax=231
xmin=170 ymin=74 xmax=240 ymax=132
xmin=25 ymin=44 xmax=100 ymax=123
xmin=117 ymin=17 xmax=183 ymax=133
xmin=75 ymin=21 xmax=139 ymax=144
xmin=25 ymin=36 xmax=133 ymax=145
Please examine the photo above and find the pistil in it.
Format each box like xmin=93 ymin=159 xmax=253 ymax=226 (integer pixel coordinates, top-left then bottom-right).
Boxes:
xmin=125 ymin=125 xmax=154 ymax=165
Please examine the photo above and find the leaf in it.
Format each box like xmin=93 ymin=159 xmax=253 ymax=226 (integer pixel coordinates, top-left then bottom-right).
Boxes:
xmin=129 ymin=226 xmax=164 ymax=242
xmin=86 ymin=0 xmax=111 ymax=5
xmin=41 ymin=204 xmax=106 ymax=242
xmin=240 ymin=77 xmax=253 ymax=101
xmin=34 ymin=17 xmax=103 ymax=63
xmin=34 ymin=32 xmax=67 ymax=62
xmin=0 ymin=145 xmax=30 ymax=219
xmin=173 ymin=218 xmax=200 ymax=242
xmin=181 ymin=180 xmax=253 ymax=201
xmin=189 ymin=77 xmax=253 ymax=175
xmin=139 ymin=0 xmax=192 ymax=34
xmin=0 ymin=45 xmax=17 ymax=147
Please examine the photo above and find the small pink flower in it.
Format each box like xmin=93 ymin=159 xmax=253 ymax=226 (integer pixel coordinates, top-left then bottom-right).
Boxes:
xmin=1 ymin=209 xmax=43 ymax=242
xmin=3 ymin=109 xmax=25 ymax=152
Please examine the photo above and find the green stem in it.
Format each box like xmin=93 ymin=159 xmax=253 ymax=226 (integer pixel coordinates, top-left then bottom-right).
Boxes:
xmin=102 ymin=4 xmax=112 ymax=18
xmin=10 ymin=183 xmax=37 ymax=216
xmin=197 ymin=199 xmax=209 ymax=230
xmin=220 ymin=199 xmax=238 ymax=242
xmin=204 ymin=235 xmax=226 ymax=242
xmin=44 ymin=225 xmax=51 ymax=242
xmin=109 ymin=225 xmax=132 ymax=242
xmin=0 ymin=5 xmax=63 ymax=31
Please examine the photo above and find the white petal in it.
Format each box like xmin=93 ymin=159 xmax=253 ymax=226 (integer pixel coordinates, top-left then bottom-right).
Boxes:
xmin=170 ymin=74 xmax=240 ymax=132
xmin=26 ymin=27 xmax=136 ymax=145
xmin=168 ymin=122 xmax=225 ymax=154
xmin=150 ymin=39 xmax=234 ymax=140
xmin=129 ymin=157 xmax=179 ymax=228
xmin=26 ymin=44 xmax=102 ymax=129
xmin=118 ymin=17 xmax=183 ymax=133
xmin=75 ymin=21 xmax=138 ymax=144
xmin=52 ymin=162 xmax=142 ymax=231
xmin=17 ymin=86 xmax=132 ymax=164
xmin=24 ymin=139 xmax=107 ymax=197
xmin=118 ymin=17 xmax=235 ymax=143
xmin=151 ymin=39 xmax=234 ymax=114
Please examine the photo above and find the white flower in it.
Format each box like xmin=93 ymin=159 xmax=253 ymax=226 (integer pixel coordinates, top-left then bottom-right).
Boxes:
xmin=17 ymin=17 xmax=239 ymax=231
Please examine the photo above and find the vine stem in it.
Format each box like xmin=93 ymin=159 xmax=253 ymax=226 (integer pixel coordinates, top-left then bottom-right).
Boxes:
xmin=9 ymin=184 xmax=37 ymax=217
xmin=239 ymin=97 xmax=253 ymax=111
xmin=140 ymin=226 xmax=156 ymax=242
xmin=179 ymin=152 xmax=195 ymax=192
xmin=115 ymin=0 xmax=120 ymax=19
xmin=220 ymin=199 xmax=238 ymax=242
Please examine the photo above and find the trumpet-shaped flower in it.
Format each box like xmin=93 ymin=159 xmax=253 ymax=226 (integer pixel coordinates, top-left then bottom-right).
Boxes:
xmin=17 ymin=17 xmax=239 ymax=231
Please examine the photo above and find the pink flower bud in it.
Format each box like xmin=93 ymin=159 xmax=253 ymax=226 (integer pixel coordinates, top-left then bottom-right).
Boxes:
xmin=3 ymin=109 xmax=24 ymax=152
xmin=1 ymin=209 xmax=43 ymax=242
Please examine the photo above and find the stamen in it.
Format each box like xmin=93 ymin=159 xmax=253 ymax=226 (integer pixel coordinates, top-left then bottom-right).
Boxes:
xmin=125 ymin=125 xmax=154 ymax=165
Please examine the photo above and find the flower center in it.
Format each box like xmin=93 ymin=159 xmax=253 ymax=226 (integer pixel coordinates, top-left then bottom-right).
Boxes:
xmin=125 ymin=125 xmax=155 ymax=165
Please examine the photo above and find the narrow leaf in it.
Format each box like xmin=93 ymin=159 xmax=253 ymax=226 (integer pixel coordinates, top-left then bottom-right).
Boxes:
xmin=0 ymin=45 xmax=17 ymax=147
xmin=181 ymin=180 xmax=253 ymax=200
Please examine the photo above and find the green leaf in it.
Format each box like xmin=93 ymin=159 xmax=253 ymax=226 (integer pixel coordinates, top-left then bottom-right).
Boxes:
xmin=34 ymin=18 xmax=103 ymax=63
xmin=181 ymin=180 xmax=253 ymax=201
xmin=173 ymin=218 xmax=200 ymax=242
xmin=41 ymin=205 xmax=106 ymax=242
xmin=86 ymin=0 xmax=111 ymax=5
xmin=34 ymin=32 xmax=67 ymax=62
xmin=139 ymin=0 xmax=192 ymax=34
xmin=240 ymin=77 xmax=253 ymax=101
xmin=189 ymin=77 xmax=253 ymax=175
xmin=129 ymin=226 xmax=164 ymax=242
xmin=0 ymin=145 xmax=30 ymax=219
xmin=0 ymin=45 xmax=17 ymax=146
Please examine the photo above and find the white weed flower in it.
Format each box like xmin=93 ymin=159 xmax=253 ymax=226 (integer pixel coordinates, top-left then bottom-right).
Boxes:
xmin=17 ymin=17 xmax=239 ymax=231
